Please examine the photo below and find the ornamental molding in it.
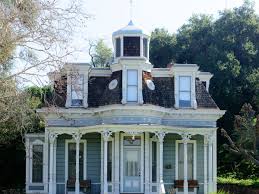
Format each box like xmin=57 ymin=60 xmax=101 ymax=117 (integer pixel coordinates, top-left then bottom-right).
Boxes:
xmin=181 ymin=132 xmax=192 ymax=143
xmin=72 ymin=132 xmax=82 ymax=142
xmin=154 ymin=131 xmax=167 ymax=142
xmin=101 ymin=129 xmax=112 ymax=141
xmin=49 ymin=132 xmax=59 ymax=144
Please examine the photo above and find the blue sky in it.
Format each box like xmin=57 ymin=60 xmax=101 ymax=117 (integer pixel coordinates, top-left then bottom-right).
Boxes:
xmin=68 ymin=0 xmax=259 ymax=62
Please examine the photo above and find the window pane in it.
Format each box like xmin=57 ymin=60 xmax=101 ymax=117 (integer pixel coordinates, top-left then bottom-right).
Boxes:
xmin=32 ymin=145 xmax=43 ymax=183
xmin=179 ymin=76 xmax=191 ymax=91
xmin=123 ymin=37 xmax=140 ymax=56
xmin=178 ymin=143 xmax=194 ymax=180
xmin=152 ymin=142 xmax=157 ymax=182
xmin=127 ymin=86 xmax=138 ymax=102
xmin=179 ymin=91 xmax=191 ymax=101
xmin=116 ymin=38 xmax=121 ymax=57
xmin=127 ymin=70 xmax=138 ymax=85
xmin=178 ymin=143 xmax=184 ymax=180
xmin=71 ymin=75 xmax=84 ymax=106
xmin=68 ymin=143 xmax=84 ymax=180
xmin=143 ymin=38 xmax=148 ymax=57
xmin=107 ymin=141 xmax=112 ymax=182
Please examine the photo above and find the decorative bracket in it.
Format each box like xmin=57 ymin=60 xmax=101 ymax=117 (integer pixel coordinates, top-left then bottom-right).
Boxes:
xmin=101 ymin=129 xmax=112 ymax=141
xmin=155 ymin=131 xmax=167 ymax=143
xmin=49 ymin=132 xmax=58 ymax=144
xmin=181 ymin=132 xmax=192 ymax=144
xmin=72 ymin=132 xmax=82 ymax=142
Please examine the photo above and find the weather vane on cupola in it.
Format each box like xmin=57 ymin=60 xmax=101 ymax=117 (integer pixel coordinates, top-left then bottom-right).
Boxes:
xmin=130 ymin=0 xmax=134 ymax=21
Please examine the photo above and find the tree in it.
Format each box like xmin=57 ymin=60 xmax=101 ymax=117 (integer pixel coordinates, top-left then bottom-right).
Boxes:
xmin=221 ymin=103 xmax=259 ymax=166
xmin=149 ymin=28 xmax=177 ymax=67
xmin=88 ymin=39 xmax=113 ymax=67
xmin=149 ymin=0 xmax=259 ymax=176
xmin=0 ymin=0 xmax=88 ymax=143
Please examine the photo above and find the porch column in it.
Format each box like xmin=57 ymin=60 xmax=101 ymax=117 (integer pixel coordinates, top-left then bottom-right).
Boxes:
xmin=144 ymin=132 xmax=150 ymax=193
xmin=155 ymin=132 xmax=166 ymax=194
xmin=49 ymin=132 xmax=58 ymax=194
xmin=213 ymin=131 xmax=217 ymax=192
xmin=101 ymin=130 xmax=112 ymax=194
xmin=181 ymin=133 xmax=192 ymax=194
xmin=72 ymin=132 xmax=82 ymax=194
xmin=114 ymin=132 xmax=120 ymax=194
xmin=204 ymin=134 xmax=209 ymax=194
xmin=208 ymin=134 xmax=213 ymax=193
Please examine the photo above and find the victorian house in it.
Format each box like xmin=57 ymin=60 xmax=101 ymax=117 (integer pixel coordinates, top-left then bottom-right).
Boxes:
xmin=25 ymin=20 xmax=225 ymax=194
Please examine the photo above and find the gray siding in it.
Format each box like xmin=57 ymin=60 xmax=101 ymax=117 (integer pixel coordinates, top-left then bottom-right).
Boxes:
xmin=163 ymin=134 xmax=204 ymax=193
xmin=55 ymin=133 xmax=101 ymax=194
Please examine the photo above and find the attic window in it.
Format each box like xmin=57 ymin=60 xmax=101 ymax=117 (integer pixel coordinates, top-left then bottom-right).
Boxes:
xmin=123 ymin=36 xmax=140 ymax=56
xmin=179 ymin=76 xmax=191 ymax=108
xmin=71 ymin=74 xmax=84 ymax=106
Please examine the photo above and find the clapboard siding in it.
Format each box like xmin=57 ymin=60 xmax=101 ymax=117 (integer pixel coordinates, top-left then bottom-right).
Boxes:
xmin=163 ymin=134 xmax=204 ymax=193
xmin=55 ymin=133 xmax=101 ymax=194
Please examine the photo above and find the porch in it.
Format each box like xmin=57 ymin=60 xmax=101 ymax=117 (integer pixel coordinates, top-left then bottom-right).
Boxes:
xmin=26 ymin=125 xmax=217 ymax=194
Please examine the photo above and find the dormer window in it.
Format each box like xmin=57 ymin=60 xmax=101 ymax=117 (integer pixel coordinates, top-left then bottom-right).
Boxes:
xmin=127 ymin=70 xmax=138 ymax=102
xmin=71 ymin=74 xmax=84 ymax=106
xmin=123 ymin=36 xmax=140 ymax=56
xmin=179 ymin=76 xmax=191 ymax=107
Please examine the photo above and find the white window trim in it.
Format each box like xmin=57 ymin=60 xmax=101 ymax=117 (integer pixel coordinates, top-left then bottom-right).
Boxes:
xmin=179 ymin=76 xmax=192 ymax=108
xmin=120 ymin=133 xmax=144 ymax=193
xmin=107 ymin=137 xmax=115 ymax=193
xmin=149 ymin=136 xmax=160 ymax=193
xmin=174 ymin=72 xmax=197 ymax=109
xmin=29 ymin=139 xmax=45 ymax=185
xmin=175 ymin=140 xmax=197 ymax=194
xmin=65 ymin=139 xmax=87 ymax=182
xmin=127 ymin=69 xmax=138 ymax=102
xmin=121 ymin=66 xmax=143 ymax=105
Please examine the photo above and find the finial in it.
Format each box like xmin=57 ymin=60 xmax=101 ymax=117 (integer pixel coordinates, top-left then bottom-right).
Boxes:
xmin=130 ymin=0 xmax=133 ymax=21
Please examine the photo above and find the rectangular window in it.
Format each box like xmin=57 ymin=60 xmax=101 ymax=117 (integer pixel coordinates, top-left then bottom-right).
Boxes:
xmin=32 ymin=145 xmax=43 ymax=183
xmin=179 ymin=76 xmax=191 ymax=107
xmin=115 ymin=38 xmax=121 ymax=57
xmin=178 ymin=143 xmax=194 ymax=180
xmin=123 ymin=37 xmax=140 ymax=56
xmin=68 ymin=143 xmax=84 ymax=180
xmin=143 ymin=38 xmax=148 ymax=58
xmin=127 ymin=70 xmax=138 ymax=102
xmin=71 ymin=74 xmax=84 ymax=106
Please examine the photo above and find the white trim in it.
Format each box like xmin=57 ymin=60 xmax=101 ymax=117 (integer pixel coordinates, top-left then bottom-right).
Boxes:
xmin=120 ymin=133 xmax=144 ymax=193
xmin=144 ymin=132 xmax=150 ymax=193
xmin=29 ymin=139 xmax=45 ymax=184
xmin=175 ymin=140 xmax=197 ymax=194
xmin=213 ymin=131 xmax=217 ymax=192
xmin=65 ymin=139 xmax=87 ymax=182
xmin=107 ymin=137 xmax=114 ymax=194
xmin=149 ymin=136 xmax=159 ymax=193
xmin=101 ymin=135 xmax=104 ymax=194
xmin=114 ymin=132 xmax=120 ymax=194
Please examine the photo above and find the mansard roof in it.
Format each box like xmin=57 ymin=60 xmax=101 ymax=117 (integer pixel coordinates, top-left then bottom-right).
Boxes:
xmin=86 ymin=71 xmax=217 ymax=109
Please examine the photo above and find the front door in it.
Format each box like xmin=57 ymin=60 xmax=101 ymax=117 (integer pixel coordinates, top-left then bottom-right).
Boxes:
xmin=123 ymin=147 xmax=141 ymax=192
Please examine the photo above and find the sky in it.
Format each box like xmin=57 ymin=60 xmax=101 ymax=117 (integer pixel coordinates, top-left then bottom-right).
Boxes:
xmin=68 ymin=0 xmax=259 ymax=62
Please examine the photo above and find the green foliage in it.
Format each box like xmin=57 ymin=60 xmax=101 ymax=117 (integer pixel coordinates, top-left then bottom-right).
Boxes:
xmin=149 ymin=0 xmax=259 ymax=177
xmin=218 ymin=177 xmax=259 ymax=188
xmin=210 ymin=190 xmax=230 ymax=194
xmin=149 ymin=28 xmax=177 ymax=67
xmin=90 ymin=39 xmax=113 ymax=67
